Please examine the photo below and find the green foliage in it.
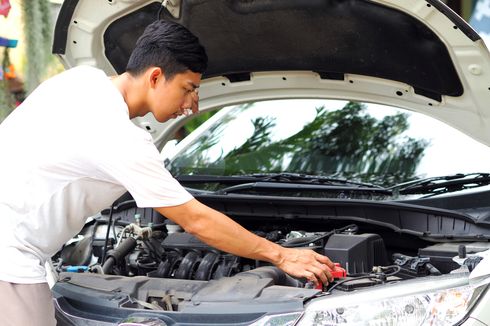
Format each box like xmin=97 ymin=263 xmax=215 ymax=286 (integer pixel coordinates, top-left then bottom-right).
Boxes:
xmin=0 ymin=79 xmax=15 ymax=121
xmin=183 ymin=110 xmax=218 ymax=136
xmin=0 ymin=48 xmax=15 ymax=121
xmin=282 ymin=102 xmax=429 ymax=185
xmin=220 ymin=116 xmax=277 ymax=174
xmin=172 ymin=101 xmax=429 ymax=186
xmin=21 ymin=0 xmax=55 ymax=93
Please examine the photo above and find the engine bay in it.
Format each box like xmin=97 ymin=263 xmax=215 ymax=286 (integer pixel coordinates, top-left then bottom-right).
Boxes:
xmin=52 ymin=195 xmax=490 ymax=312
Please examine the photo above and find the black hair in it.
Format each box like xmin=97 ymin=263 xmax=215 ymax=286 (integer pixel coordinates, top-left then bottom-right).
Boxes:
xmin=126 ymin=20 xmax=208 ymax=79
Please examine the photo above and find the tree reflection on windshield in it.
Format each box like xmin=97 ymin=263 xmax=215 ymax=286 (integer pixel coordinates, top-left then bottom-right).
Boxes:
xmin=169 ymin=101 xmax=429 ymax=186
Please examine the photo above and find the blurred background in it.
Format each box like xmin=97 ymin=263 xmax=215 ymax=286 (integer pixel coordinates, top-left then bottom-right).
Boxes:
xmin=0 ymin=0 xmax=488 ymax=122
xmin=0 ymin=0 xmax=63 ymax=120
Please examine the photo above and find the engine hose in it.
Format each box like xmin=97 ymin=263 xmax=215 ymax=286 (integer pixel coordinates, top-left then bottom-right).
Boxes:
xmin=102 ymin=257 xmax=116 ymax=275
xmin=102 ymin=237 xmax=137 ymax=274
xmin=195 ymin=252 xmax=219 ymax=281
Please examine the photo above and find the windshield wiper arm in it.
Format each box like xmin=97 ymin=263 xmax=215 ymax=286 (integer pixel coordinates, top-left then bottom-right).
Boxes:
xmin=212 ymin=181 xmax=392 ymax=195
xmin=176 ymin=175 xmax=262 ymax=185
xmin=176 ymin=173 xmax=389 ymax=196
xmin=390 ymin=173 xmax=490 ymax=196
xmin=243 ymin=172 xmax=385 ymax=189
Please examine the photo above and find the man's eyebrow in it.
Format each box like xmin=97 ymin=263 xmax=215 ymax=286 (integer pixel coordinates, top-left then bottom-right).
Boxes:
xmin=187 ymin=81 xmax=199 ymax=90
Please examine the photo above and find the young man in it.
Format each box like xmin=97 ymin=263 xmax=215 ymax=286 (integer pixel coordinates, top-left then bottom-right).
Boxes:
xmin=0 ymin=20 xmax=334 ymax=325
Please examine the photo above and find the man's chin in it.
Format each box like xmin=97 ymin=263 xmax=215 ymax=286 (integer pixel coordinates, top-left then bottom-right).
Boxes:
xmin=154 ymin=114 xmax=176 ymax=123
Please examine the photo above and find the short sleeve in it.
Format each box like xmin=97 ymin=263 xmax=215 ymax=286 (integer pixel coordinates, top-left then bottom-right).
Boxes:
xmin=96 ymin=132 xmax=193 ymax=208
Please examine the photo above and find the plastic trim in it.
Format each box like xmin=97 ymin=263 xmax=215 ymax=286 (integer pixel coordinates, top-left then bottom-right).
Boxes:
xmin=52 ymin=0 xmax=79 ymax=55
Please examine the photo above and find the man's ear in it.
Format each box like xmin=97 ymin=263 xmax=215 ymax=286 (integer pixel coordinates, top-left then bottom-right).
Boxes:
xmin=148 ymin=67 xmax=165 ymax=88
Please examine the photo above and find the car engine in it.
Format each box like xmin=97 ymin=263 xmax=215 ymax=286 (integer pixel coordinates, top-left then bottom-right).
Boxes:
xmin=53 ymin=198 xmax=488 ymax=294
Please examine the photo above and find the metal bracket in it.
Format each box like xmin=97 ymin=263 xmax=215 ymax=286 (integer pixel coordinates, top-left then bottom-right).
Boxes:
xmin=162 ymin=0 xmax=182 ymax=19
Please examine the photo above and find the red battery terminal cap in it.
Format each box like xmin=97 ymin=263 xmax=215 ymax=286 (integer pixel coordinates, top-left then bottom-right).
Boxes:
xmin=331 ymin=263 xmax=347 ymax=279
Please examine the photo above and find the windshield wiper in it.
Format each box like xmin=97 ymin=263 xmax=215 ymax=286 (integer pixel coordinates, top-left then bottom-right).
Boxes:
xmin=177 ymin=172 xmax=384 ymax=188
xmin=212 ymin=182 xmax=393 ymax=196
xmin=390 ymin=173 xmax=490 ymax=196
xmin=176 ymin=174 xmax=261 ymax=185
xmin=176 ymin=173 xmax=390 ymax=196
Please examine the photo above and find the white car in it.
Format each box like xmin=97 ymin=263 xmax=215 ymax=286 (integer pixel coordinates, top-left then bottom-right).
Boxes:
xmin=50 ymin=1 xmax=490 ymax=325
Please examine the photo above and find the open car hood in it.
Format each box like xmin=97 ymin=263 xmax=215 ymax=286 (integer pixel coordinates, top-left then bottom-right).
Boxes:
xmin=53 ymin=0 xmax=490 ymax=147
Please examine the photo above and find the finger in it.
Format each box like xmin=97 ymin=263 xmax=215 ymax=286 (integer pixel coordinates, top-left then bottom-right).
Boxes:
xmin=310 ymin=265 xmax=329 ymax=285
xmin=316 ymin=257 xmax=335 ymax=282
xmin=315 ymin=253 xmax=335 ymax=269
xmin=191 ymin=91 xmax=199 ymax=114
xmin=322 ymin=264 xmax=334 ymax=283
xmin=304 ymin=271 xmax=319 ymax=285
xmin=312 ymin=261 xmax=333 ymax=284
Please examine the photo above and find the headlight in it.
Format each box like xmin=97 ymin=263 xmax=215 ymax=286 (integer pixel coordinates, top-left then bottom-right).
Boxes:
xmin=297 ymin=274 xmax=488 ymax=326
xmin=249 ymin=312 xmax=303 ymax=326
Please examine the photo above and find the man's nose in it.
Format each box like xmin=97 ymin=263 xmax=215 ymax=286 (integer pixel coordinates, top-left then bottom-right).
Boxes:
xmin=181 ymin=95 xmax=193 ymax=110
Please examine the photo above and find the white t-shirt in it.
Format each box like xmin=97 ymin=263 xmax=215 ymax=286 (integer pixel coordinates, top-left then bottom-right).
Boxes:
xmin=0 ymin=66 xmax=193 ymax=283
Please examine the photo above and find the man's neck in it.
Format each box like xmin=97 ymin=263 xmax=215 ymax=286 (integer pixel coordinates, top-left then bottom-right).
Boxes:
xmin=111 ymin=72 xmax=148 ymax=119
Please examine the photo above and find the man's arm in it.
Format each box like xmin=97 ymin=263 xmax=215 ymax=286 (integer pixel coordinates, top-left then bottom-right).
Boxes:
xmin=156 ymin=198 xmax=334 ymax=285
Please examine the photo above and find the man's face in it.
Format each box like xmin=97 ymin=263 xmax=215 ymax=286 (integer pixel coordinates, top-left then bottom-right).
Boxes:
xmin=149 ymin=69 xmax=202 ymax=122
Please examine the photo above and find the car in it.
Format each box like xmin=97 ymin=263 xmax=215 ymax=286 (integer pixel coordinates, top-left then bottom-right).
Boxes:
xmin=50 ymin=0 xmax=490 ymax=325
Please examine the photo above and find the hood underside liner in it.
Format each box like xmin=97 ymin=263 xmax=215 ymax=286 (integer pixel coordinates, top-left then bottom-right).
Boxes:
xmin=102 ymin=0 xmax=464 ymax=102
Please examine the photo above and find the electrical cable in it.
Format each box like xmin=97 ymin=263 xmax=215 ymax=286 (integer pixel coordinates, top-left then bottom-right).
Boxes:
xmin=101 ymin=203 xmax=115 ymax=264
xmin=379 ymin=265 xmax=401 ymax=276
xmin=327 ymin=264 xmax=402 ymax=293
xmin=327 ymin=275 xmax=377 ymax=293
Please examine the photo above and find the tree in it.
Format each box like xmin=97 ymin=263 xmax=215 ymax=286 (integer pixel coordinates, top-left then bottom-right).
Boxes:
xmin=0 ymin=47 xmax=15 ymax=120
xmin=172 ymin=101 xmax=429 ymax=186
xmin=20 ymin=0 xmax=55 ymax=93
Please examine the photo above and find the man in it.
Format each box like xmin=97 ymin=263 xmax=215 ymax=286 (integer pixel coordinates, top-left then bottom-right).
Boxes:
xmin=0 ymin=20 xmax=334 ymax=325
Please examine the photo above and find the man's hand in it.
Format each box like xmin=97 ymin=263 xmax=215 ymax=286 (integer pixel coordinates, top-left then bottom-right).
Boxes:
xmin=275 ymin=247 xmax=335 ymax=285
xmin=179 ymin=89 xmax=199 ymax=117
xmin=190 ymin=88 xmax=199 ymax=114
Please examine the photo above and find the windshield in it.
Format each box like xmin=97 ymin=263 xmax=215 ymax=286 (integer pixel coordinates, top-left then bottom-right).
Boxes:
xmin=167 ymin=99 xmax=490 ymax=187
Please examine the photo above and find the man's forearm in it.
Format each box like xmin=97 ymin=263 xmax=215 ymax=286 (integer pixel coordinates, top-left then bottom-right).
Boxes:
xmin=156 ymin=199 xmax=285 ymax=264
xmin=156 ymin=198 xmax=334 ymax=285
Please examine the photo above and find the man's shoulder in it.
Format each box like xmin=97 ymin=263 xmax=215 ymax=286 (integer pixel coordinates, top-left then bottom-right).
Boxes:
xmin=40 ymin=65 xmax=108 ymax=91
xmin=64 ymin=65 xmax=107 ymax=79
